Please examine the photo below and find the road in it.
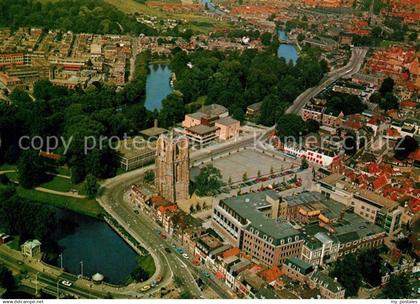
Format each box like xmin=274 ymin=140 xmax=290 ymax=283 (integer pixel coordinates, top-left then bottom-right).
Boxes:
xmin=286 ymin=47 xmax=368 ymax=114
xmin=97 ymin=131 xmax=273 ymax=298
xmin=0 ymin=247 xmax=104 ymax=299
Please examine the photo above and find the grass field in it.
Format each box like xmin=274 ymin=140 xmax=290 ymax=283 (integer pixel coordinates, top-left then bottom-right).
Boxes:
xmin=16 ymin=187 xmax=103 ymax=218
xmin=138 ymin=254 xmax=156 ymax=277
xmin=104 ymin=0 xmax=231 ymax=32
xmin=40 ymin=176 xmax=82 ymax=193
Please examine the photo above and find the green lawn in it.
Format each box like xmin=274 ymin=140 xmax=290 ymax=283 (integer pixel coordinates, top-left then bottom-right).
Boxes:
xmin=138 ymin=255 xmax=156 ymax=277
xmin=6 ymin=238 xmax=20 ymax=251
xmin=4 ymin=171 xmax=18 ymax=182
xmin=40 ymin=176 xmax=81 ymax=193
xmin=16 ymin=187 xmax=103 ymax=218
xmin=0 ymin=164 xmax=17 ymax=171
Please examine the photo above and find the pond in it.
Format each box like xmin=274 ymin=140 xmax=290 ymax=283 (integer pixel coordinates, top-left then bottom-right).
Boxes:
xmin=54 ymin=210 xmax=138 ymax=285
xmin=144 ymin=64 xmax=173 ymax=111
xmin=277 ymin=30 xmax=299 ymax=64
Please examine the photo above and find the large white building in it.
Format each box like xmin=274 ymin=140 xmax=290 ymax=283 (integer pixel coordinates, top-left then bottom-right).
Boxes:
xmin=284 ymin=144 xmax=340 ymax=167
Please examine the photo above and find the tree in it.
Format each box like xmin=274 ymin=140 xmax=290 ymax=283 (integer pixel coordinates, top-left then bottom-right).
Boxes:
xmin=71 ymin=164 xmax=85 ymax=184
xmin=260 ymin=32 xmax=273 ymax=46
xmin=379 ymin=77 xmax=395 ymax=97
xmin=194 ymin=165 xmax=223 ymax=196
xmin=381 ymin=274 xmax=411 ymax=299
xmin=242 ymin=172 xmax=248 ymax=182
xmin=300 ymin=158 xmax=309 ymax=170
xmin=369 ymin=92 xmax=382 ymax=104
xmin=0 ymin=265 xmax=15 ymax=290
xmin=276 ymin=113 xmax=307 ymax=141
xmin=297 ymin=33 xmax=305 ymax=42
xmin=158 ymin=91 xmax=185 ymax=128
xmin=9 ymin=88 xmax=32 ymax=104
xmin=330 ymin=254 xmax=362 ymax=297
xmin=17 ymin=150 xmax=48 ymax=188
xmin=357 ymin=248 xmax=382 ymax=286
xmin=305 ymin=119 xmax=320 ymax=133
xmin=0 ymin=186 xmax=57 ymax=243
xmin=144 ymin=170 xmax=155 ymax=184
xmin=180 ymin=291 xmax=193 ymax=299
xmin=395 ymin=136 xmax=418 ymax=161
xmin=379 ymin=92 xmax=399 ymax=111
xmin=343 ymin=132 xmax=358 ymax=156
xmin=130 ymin=266 xmax=149 ymax=283
xmin=83 ymin=174 xmax=99 ymax=198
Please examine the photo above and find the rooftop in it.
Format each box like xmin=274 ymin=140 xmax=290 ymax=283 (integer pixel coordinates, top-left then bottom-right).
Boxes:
xmin=187 ymin=124 xmax=218 ymax=135
xmin=221 ymin=191 xmax=300 ymax=245
xmin=215 ymin=116 xmax=239 ymax=126
xmin=309 ymin=271 xmax=344 ymax=293
xmin=117 ymin=137 xmax=155 ymax=159
xmin=198 ymin=104 xmax=228 ymax=118
xmin=285 ymin=257 xmax=313 ymax=275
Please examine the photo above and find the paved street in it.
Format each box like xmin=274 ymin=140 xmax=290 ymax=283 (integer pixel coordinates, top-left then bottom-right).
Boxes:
xmin=286 ymin=47 xmax=368 ymax=114
xmin=96 ymin=132 xmax=277 ymax=298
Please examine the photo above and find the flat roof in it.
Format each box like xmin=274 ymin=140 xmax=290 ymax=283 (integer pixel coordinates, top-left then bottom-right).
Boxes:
xmin=117 ymin=137 xmax=156 ymax=159
xmin=222 ymin=191 xmax=300 ymax=245
xmin=187 ymin=124 xmax=218 ymax=135
xmin=215 ymin=116 xmax=239 ymax=126
xmin=140 ymin=126 xmax=168 ymax=138
xmin=319 ymin=174 xmax=398 ymax=210
xmin=286 ymin=257 xmax=313 ymax=274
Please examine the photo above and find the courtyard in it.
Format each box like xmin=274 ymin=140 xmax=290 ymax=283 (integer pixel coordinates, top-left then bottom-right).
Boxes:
xmin=205 ymin=149 xmax=299 ymax=184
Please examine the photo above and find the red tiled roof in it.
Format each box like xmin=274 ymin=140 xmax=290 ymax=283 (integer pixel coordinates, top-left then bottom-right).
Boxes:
xmin=222 ymin=247 xmax=240 ymax=259
xmin=259 ymin=266 xmax=282 ymax=283
xmin=400 ymin=100 xmax=417 ymax=108
xmin=158 ymin=204 xmax=177 ymax=214
xmin=408 ymin=198 xmax=420 ymax=213
xmin=39 ymin=151 xmax=63 ymax=160
xmin=373 ymin=174 xmax=388 ymax=190
xmin=409 ymin=148 xmax=420 ymax=161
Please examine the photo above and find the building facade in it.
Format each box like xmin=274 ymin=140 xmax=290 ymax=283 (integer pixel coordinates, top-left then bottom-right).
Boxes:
xmin=155 ymin=134 xmax=190 ymax=202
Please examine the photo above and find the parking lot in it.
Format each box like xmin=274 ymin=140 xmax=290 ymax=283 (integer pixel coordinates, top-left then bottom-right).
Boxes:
xmin=209 ymin=149 xmax=297 ymax=184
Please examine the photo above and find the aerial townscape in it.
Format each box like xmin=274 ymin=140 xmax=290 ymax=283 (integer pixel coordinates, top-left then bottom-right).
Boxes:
xmin=0 ymin=0 xmax=418 ymax=301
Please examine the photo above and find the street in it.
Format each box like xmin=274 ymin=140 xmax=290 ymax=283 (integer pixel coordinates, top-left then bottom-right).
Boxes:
xmin=286 ymin=47 xmax=368 ymax=114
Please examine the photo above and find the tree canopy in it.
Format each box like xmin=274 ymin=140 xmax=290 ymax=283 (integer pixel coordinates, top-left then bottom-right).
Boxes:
xmin=330 ymin=253 xmax=363 ymax=297
xmin=0 ymin=0 xmax=156 ymax=35
xmin=194 ymin=165 xmax=223 ymax=196
xmin=276 ymin=113 xmax=307 ymax=141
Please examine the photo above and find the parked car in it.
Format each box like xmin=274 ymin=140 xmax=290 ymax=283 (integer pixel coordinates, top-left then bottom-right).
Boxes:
xmin=140 ymin=285 xmax=151 ymax=292
xmin=164 ymin=247 xmax=172 ymax=254
xmin=182 ymin=253 xmax=189 ymax=259
xmin=61 ymin=280 xmax=72 ymax=287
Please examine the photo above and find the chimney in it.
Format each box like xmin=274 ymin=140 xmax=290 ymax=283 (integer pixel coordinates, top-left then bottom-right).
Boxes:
xmin=154 ymin=119 xmax=158 ymax=128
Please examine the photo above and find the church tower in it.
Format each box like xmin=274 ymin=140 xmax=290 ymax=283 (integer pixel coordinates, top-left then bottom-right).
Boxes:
xmin=155 ymin=134 xmax=190 ymax=202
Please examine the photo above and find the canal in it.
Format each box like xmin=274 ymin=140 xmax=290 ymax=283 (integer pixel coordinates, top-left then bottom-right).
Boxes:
xmin=54 ymin=210 xmax=138 ymax=285
xmin=277 ymin=30 xmax=299 ymax=64
xmin=144 ymin=64 xmax=173 ymax=111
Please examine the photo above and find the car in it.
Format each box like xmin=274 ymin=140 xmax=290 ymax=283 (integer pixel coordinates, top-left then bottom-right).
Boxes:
xmin=140 ymin=285 xmax=151 ymax=292
xmin=61 ymin=280 xmax=72 ymax=287
xmin=182 ymin=253 xmax=189 ymax=259
xmin=164 ymin=247 xmax=172 ymax=254
xmin=175 ymin=248 xmax=184 ymax=254
xmin=201 ymin=270 xmax=211 ymax=278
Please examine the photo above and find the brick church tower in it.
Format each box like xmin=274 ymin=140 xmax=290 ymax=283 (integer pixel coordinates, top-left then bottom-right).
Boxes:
xmin=155 ymin=134 xmax=190 ymax=202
